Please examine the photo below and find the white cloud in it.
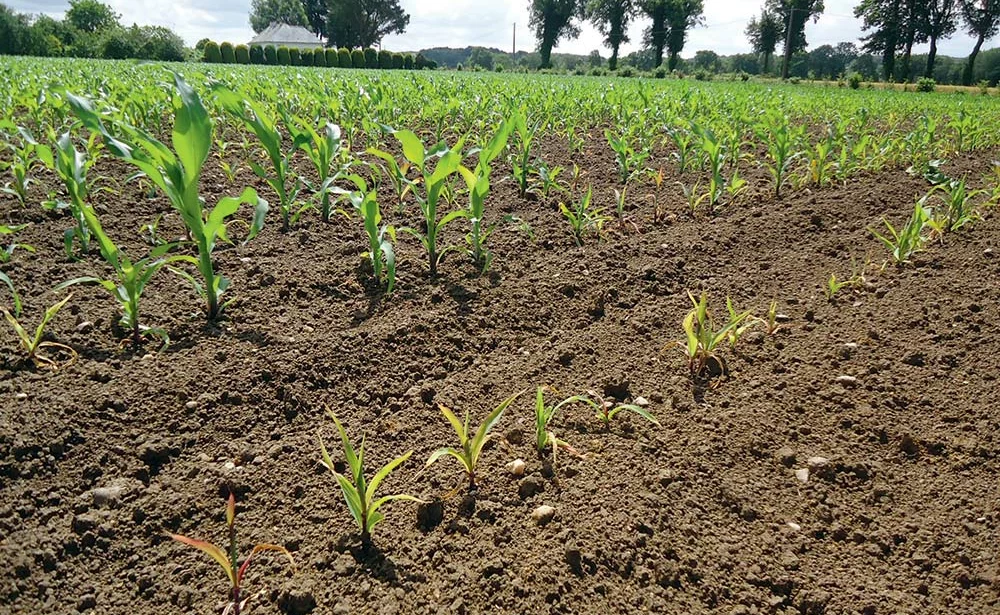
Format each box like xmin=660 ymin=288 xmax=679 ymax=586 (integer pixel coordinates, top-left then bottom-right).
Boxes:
xmin=6 ymin=0 xmax=993 ymax=58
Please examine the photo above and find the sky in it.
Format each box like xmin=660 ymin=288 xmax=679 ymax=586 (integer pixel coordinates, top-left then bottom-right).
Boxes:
xmin=8 ymin=0 xmax=993 ymax=59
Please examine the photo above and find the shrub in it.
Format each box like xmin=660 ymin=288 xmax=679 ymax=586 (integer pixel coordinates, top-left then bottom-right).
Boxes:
xmin=789 ymin=76 xmax=801 ymax=85
xmin=203 ymin=40 xmax=221 ymax=63
xmin=590 ymin=66 xmax=605 ymax=77
xmin=234 ymin=44 xmax=250 ymax=64
xmin=264 ymin=45 xmax=277 ymax=65
xmin=391 ymin=52 xmax=403 ymax=69
xmin=219 ymin=41 xmax=235 ymax=64
xmin=364 ymin=47 xmax=378 ymax=68
xmin=848 ymin=72 xmax=862 ymax=89
xmin=277 ymin=46 xmax=291 ymax=65
xmin=978 ymin=79 xmax=990 ymax=95
xmin=326 ymin=47 xmax=338 ymax=67
xmin=313 ymin=47 xmax=325 ymax=67
xmin=618 ymin=66 xmax=635 ymax=78
xmin=694 ymin=69 xmax=712 ymax=81
xmin=414 ymin=52 xmax=428 ymax=69
xmin=290 ymin=48 xmax=302 ymax=66
xmin=916 ymin=77 xmax=936 ymax=93
xmin=403 ymin=54 xmax=413 ymax=70
xmin=378 ymin=49 xmax=392 ymax=69
xmin=456 ymin=63 xmax=463 ymax=71
xmin=351 ymin=49 xmax=365 ymax=68
xmin=249 ymin=44 xmax=264 ymax=64
xmin=653 ymin=66 xmax=667 ymax=79
xmin=494 ymin=63 xmax=503 ymax=72
xmin=338 ymin=48 xmax=352 ymax=68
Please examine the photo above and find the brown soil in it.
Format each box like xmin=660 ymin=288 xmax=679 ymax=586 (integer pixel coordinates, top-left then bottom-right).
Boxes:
xmin=2 ymin=134 xmax=999 ymax=615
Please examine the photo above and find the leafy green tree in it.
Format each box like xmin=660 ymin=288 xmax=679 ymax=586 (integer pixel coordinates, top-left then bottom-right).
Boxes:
xmin=66 ymin=0 xmax=119 ymax=33
xmin=960 ymin=0 xmax=999 ymax=84
xmin=365 ymin=47 xmax=379 ymax=67
xmin=746 ymin=9 xmax=782 ymax=73
xmin=378 ymin=48 xmax=392 ymax=68
xmin=586 ymin=0 xmax=635 ymax=70
xmin=325 ymin=0 xmax=410 ymax=49
xmin=855 ymin=0 xmax=903 ymax=79
xmin=277 ymin=46 xmax=291 ymax=64
xmin=469 ymin=47 xmax=495 ymax=70
xmin=639 ymin=0 xmax=703 ymax=70
xmin=529 ymin=0 xmax=585 ymax=69
xmin=303 ymin=0 xmax=328 ymax=35
xmin=290 ymin=47 xmax=303 ymax=65
xmin=391 ymin=51 xmax=403 ymax=68
xmin=692 ymin=48 xmax=719 ymax=72
xmin=249 ymin=0 xmax=308 ymax=33
xmin=766 ymin=0 xmax=825 ymax=79
xmin=403 ymin=53 xmax=413 ymax=69
xmin=922 ymin=0 xmax=959 ymax=77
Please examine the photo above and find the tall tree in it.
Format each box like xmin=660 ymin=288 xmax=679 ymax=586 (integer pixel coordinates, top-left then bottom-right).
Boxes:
xmin=325 ymin=0 xmax=410 ymax=49
xmin=303 ymin=0 xmax=328 ymax=36
xmin=897 ymin=0 xmax=926 ymax=81
xmin=664 ymin=0 xmax=704 ymax=71
xmin=529 ymin=0 xmax=584 ymax=69
xmin=959 ymin=0 xmax=999 ymax=84
xmin=249 ymin=0 xmax=309 ymax=33
xmin=586 ymin=0 xmax=635 ymax=70
xmin=746 ymin=9 xmax=782 ymax=73
xmin=855 ymin=0 xmax=903 ymax=79
xmin=922 ymin=0 xmax=958 ymax=77
xmin=65 ymin=0 xmax=119 ymax=33
xmin=638 ymin=0 xmax=669 ymax=67
xmin=767 ymin=0 xmax=825 ymax=79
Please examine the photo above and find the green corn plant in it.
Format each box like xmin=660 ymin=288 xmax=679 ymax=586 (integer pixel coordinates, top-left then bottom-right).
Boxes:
xmin=426 ymin=390 xmax=524 ymax=491
xmin=367 ymin=143 xmax=413 ymax=205
xmin=61 ymin=74 xmax=268 ymax=320
xmin=533 ymin=162 xmax=566 ymax=198
xmin=678 ymin=291 xmax=752 ymax=377
xmin=47 ymin=131 xmax=94 ymax=259
xmin=692 ymin=123 xmax=726 ymax=212
xmin=388 ymin=130 xmax=465 ymax=277
xmin=2 ymin=291 xmax=75 ymax=369
xmin=763 ymin=300 xmax=781 ymax=335
xmin=168 ymin=493 xmax=294 ymax=615
xmin=870 ymin=201 xmax=929 ymax=265
xmin=0 ymin=122 xmax=52 ymax=205
xmin=0 ymin=224 xmax=35 ymax=263
xmin=290 ymin=119 xmax=357 ymax=222
xmin=664 ymin=123 xmax=696 ymax=174
xmin=725 ymin=167 xmax=748 ymax=202
xmin=925 ymin=178 xmax=983 ymax=237
xmin=357 ymin=188 xmax=396 ymax=293
xmin=533 ymin=386 xmax=587 ymax=464
xmin=511 ymin=111 xmax=539 ymax=198
xmin=806 ymin=132 xmax=836 ymax=187
xmin=215 ymin=87 xmax=300 ymax=230
xmin=0 ymin=271 xmax=20 ymax=316
xmin=606 ymin=129 xmax=649 ymax=184
xmin=54 ymin=198 xmax=192 ymax=348
xmin=758 ymin=114 xmax=803 ymax=197
xmin=824 ymin=273 xmax=852 ymax=300
xmin=319 ymin=410 xmax=419 ymax=547
xmin=725 ymin=297 xmax=757 ymax=350
xmin=456 ymin=119 xmax=512 ymax=273
xmin=569 ymin=393 xmax=660 ymax=431
xmin=560 ymin=186 xmax=608 ymax=247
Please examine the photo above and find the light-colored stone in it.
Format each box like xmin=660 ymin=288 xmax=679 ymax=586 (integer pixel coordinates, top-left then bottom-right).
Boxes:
xmin=508 ymin=459 xmax=527 ymax=476
xmin=794 ymin=468 xmax=810 ymax=483
xmin=835 ymin=375 xmax=858 ymax=386
xmin=787 ymin=521 xmax=801 ymax=531
xmin=634 ymin=396 xmax=650 ymax=407
xmin=807 ymin=456 xmax=829 ymax=468
xmin=531 ymin=505 xmax=556 ymax=526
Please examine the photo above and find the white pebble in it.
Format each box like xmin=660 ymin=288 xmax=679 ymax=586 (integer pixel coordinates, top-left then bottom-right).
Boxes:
xmin=794 ymin=468 xmax=810 ymax=483
xmin=508 ymin=459 xmax=527 ymax=476
xmin=531 ymin=505 xmax=556 ymax=525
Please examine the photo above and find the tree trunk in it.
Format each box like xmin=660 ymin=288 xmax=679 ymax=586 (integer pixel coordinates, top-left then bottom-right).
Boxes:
xmin=668 ymin=51 xmax=679 ymax=72
xmin=763 ymin=51 xmax=771 ymax=74
xmin=539 ymin=37 xmax=554 ymax=69
xmin=610 ymin=45 xmax=619 ymax=71
xmin=882 ymin=47 xmax=895 ymax=83
xmin=963 ymin=34 xmax=984 ymax=86
xmin=925 ymin=35 xmax=938 ymax=78
xmin=899 ymin=39 xmax=914 ymax=82
xmin=781 ymin=44 xmax=791 ymax=79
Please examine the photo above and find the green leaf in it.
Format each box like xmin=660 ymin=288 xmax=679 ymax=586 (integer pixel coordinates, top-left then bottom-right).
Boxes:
xmin=169 ymin=72 xmax=212 ymax=186
xmin=365 ymin=450 xmax=413 ymax=508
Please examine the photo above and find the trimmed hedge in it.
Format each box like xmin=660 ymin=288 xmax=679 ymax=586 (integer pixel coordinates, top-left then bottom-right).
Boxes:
xmin=235 ymin=44 xmax=250 ymax=64
xmin=403 ymin=54 xmax=413 ymax=70
xmin=277 ymin=46 xmax=291 ymax=65
xmin=312 ymin=47 xmax=325 ymax=67
xmin=220 ymin=41 xmax=235 ymax=64
xmin=364 ymin=47 xmax=377 ymax=69
xmin=391 ymin=52 xmax=403 ymax=69
xmin=378 ymin=49 xmax=391 ymax=69
xmin=326 ymin=47 xmax=338 ymax=67
xmin=203 ymin=41 xmax=221 ymax=63
xmin=264 ymin=45 xmax=277 ymax=65
xmin=338 ymin=48 xmax=352 ymax=68
xmin=290 ymin=48 xmax=302 ymax=66
xmin=351 ymin=49 xmax=365 ymax=69
xmin=249 ymin=45 xmax=264 ymax=64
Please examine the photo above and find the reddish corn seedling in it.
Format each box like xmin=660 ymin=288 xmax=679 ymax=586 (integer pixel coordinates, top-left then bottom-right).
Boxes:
xmin=168 ymin=493 xmax=294 ymax=615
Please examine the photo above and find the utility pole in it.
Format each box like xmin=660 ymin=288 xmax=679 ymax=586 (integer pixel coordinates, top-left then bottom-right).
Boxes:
xmin=512 ymin=23 xmax=516 ymax=58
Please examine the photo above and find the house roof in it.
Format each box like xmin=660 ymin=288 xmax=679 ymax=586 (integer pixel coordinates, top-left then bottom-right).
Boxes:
xmin=249 ymin=22 xmax=323 ymax=46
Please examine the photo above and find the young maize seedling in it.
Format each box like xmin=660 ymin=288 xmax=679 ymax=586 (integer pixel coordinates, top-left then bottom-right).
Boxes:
xmin=824 ymin=274 xmax=853 ymax=300
xmin=214 ymin=87 xmax=301 ymax=231
xmin=0 ymin=224 xmax=35 ymax=263
xmin=426 ymin=391 xmax=524 ymax=491
xmin=511 ymin=111 xmax=539 ymax=198
xmin=764 ymin=300 xmax=781 ymax=335
xmin=606 ymin=129 xmax=649 ymax=184
xmin=693 ymin=123 xmax=727 ymax=213
xmin=357 ymin=189 xmax=396 ymax=293
xmin=46 ymin=131 xmax=96 ymax=259
xmin=664 ymin=124 xmax=695 ymax=175
xmin=290 ymin=119 xmax=357 ymax=222
xmin=532 ymin=162 xmax=567 ymax=199
xmin=560 ymin=187 xmax=608 ymax=247
xmin=648 ymin=168 xmax=669 ymax=224
xmin=0 ymin=122 xmax=52 ymax=205
xmin=319 ymin=410 xmax=419 ymax=548
xmin=807 ymin=133 xmax=836 ymax=187
xmin=758 ymin=114 xmax=803 ymax=197
xmin=926 ymin=179 xmax=983 ymax=237
xmin=61 ymin=74 xmax=268 ymax=320
xmin=2 ymin=292 xmax=75 ymax=369
xmin=575 ymin=393 xmax=660 ymax=431
xmin=726 ymin=297 xmax=757 ymax=350
xmin=870 ymin=201 xmax=929 ymax=265
xmin=533 ymin=387 xmax=590 ymax=463
xmin=381 ymin=129 xmax=465 ymax=277
xmin=678 ymin=291 xmax=752 ymax=377
xmin=456 ymin=119 xmax=513 ymax=273
xmin=0 ymin=271 xmax=22 ymax=317
xmin=54 ymin=197 xmax=191 ymax=348
xmin=168 ymin=493 xmax=294 ymax=615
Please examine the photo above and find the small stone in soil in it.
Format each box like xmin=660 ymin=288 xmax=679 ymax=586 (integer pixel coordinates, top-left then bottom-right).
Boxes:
xmin=531 ymin=505 xmax=556 ymax=526
xmin=835 ymin=375 xmax=858 ymax=386
xmin=518 ymin=476 xmax=544 ymax=500
xmin=794 ymin=468 xmax=810 ymax=483
xmin=508 ymin=459 xmax=526 ymax=476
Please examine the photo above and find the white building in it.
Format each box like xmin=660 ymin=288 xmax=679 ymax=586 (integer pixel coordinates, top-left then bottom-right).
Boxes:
xmin=249 ymin=23 xmax=324 ymax=50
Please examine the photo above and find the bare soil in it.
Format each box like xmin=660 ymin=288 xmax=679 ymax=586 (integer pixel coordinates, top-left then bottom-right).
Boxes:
xmin=2 ymin=135 xmax=999 ymax=615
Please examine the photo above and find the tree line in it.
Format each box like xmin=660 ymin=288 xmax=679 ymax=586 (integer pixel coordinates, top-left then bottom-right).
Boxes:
xmin=0 ymin=0 xmax=186 ymax=61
